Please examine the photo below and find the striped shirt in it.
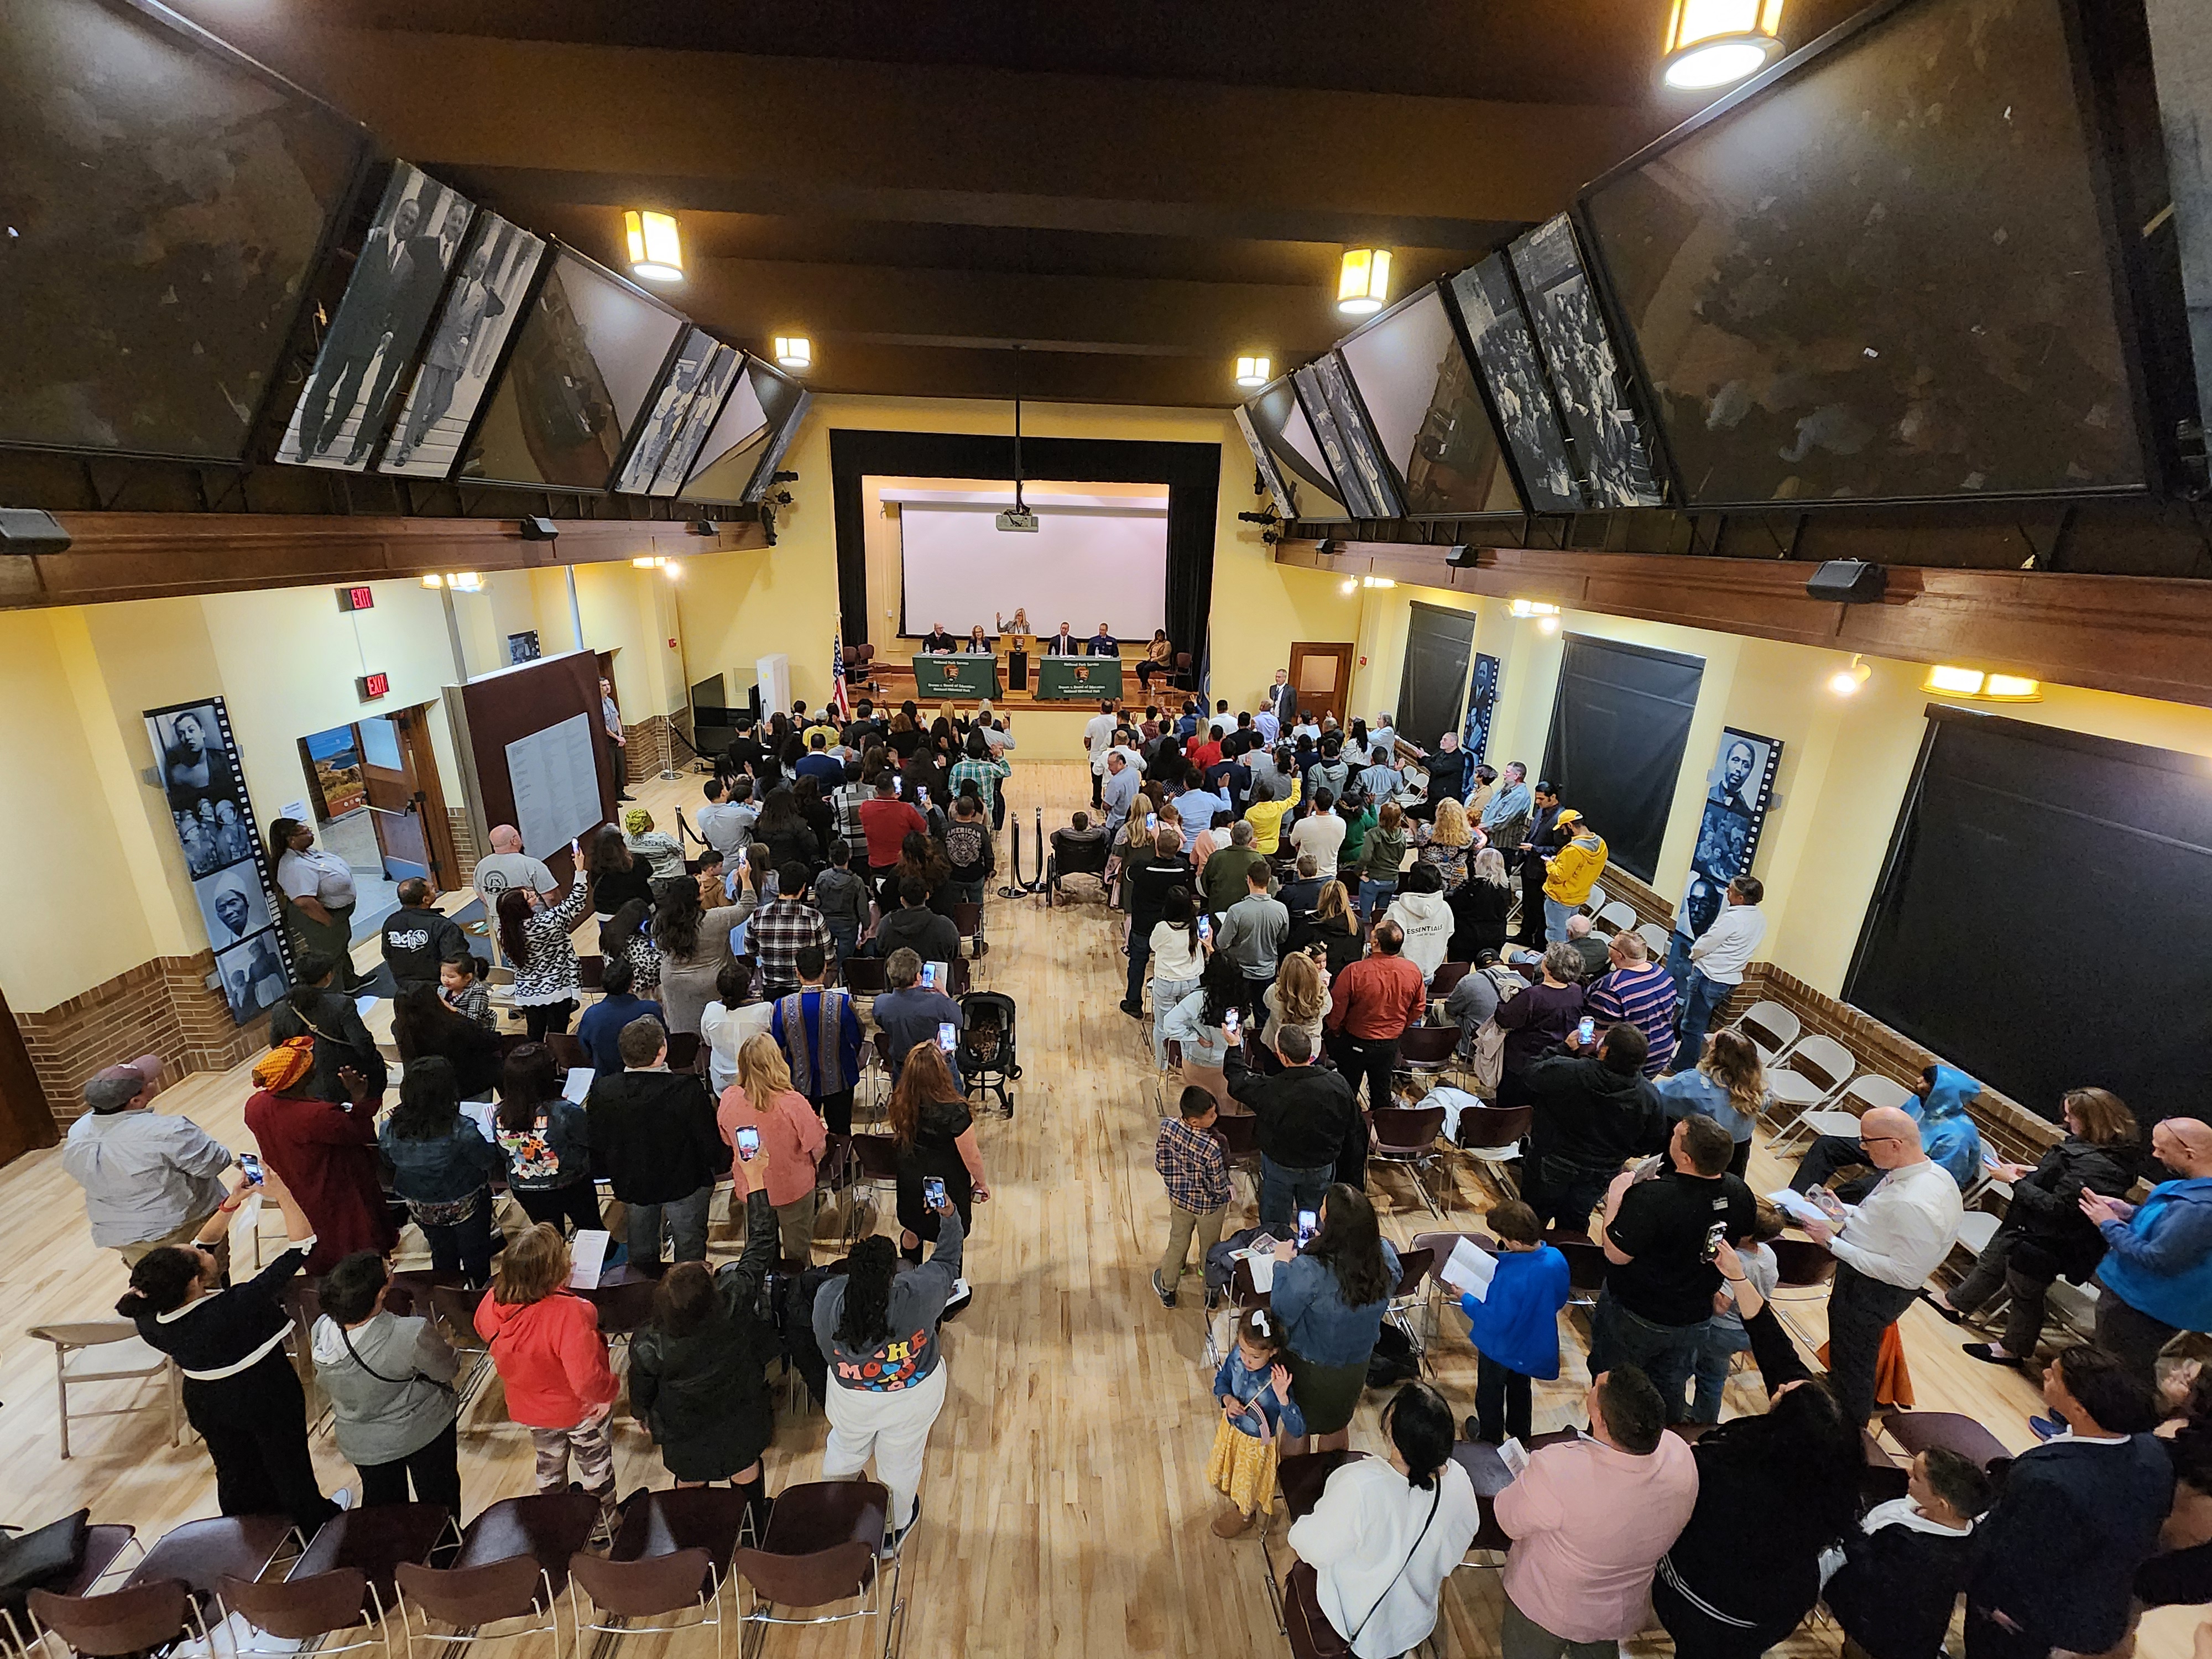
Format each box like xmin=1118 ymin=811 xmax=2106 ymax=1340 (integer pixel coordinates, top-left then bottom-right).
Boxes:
xmin=1587 ymin=962 xmax=1681 ymax=1077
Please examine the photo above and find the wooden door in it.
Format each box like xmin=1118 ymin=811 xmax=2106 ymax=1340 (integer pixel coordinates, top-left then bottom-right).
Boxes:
xmin=357 ymin=707 xmax=458 ymax=889
xmin=1286 ymin=641 xmax=1356 ymax=725
xmin=0 ymin=983 xmax=56 ymax=1168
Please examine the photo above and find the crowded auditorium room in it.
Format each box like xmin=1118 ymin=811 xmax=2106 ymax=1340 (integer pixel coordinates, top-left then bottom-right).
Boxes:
xmin=5 ymin=2 xmax=2212 ymax=1657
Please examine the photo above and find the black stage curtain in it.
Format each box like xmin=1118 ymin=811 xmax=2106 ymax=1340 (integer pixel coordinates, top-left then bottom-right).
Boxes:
xmin=828 ymin=430 xmax=1220 ymax=680
xmin=1846 ymin=708 xmax=2212 ymax=1124
xmin=1397 ymin=602 xmax=1477 ymax=753
xmin=1542 ymin=634 xmax=1704 ymax=881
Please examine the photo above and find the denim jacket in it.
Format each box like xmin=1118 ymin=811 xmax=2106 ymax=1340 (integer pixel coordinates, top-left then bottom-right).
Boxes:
xmin=1271 ymin=1239 xmax=1402 ymax=1367
xmin=1214 ymin=1345 xmax=1308 ymax=1440
xmin=379 ymin=1117 xmax=503 ymax=1203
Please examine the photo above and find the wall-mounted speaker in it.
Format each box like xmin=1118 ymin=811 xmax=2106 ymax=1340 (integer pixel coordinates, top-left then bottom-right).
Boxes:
xmin=1804 ymin=559 xmax=1887 ymax=603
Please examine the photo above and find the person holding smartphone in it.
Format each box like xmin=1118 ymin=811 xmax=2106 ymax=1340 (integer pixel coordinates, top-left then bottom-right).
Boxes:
xmin=716 ymin=1034 xmax=828 ymax=1262
xmin=64 ymin=1051 xmax=254 ymax=1272
xmin=886 ymin=1041 xmax=989 ymax=1269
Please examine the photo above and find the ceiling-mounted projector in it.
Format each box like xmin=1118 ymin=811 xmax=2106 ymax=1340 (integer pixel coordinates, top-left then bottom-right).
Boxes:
xmin=995 ymin=509 xmax=1039 ymax=533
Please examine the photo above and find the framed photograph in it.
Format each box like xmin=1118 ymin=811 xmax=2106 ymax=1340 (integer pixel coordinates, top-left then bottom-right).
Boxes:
xmin=378 ymin=210 xmax=545 ymax=477
xmin=614 ymin=326 xmax=719 ymax=494
xmin=151 ymin=702 xmax=240 ymax=811
xmin=1448 ymin=253 xmax=1581 ymax=511
xmin=278 ymin=160 xmax=474 ymax=472
xmin=649 ymin=342 xmax=742 ymax=495
xmin=1676 ymin=726 xmax=1782 ymax=938
xmin=196 ymin=868 xmax=273 ymax=950
xmin=213 ymin=931 xmax=290 ymax=1021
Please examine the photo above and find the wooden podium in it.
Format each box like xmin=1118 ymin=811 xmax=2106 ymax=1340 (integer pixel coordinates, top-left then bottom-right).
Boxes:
xmin=1034 ymin=657 xmax=1124 ymax=702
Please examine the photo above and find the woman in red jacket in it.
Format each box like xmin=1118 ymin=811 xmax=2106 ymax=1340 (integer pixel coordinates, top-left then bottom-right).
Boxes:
xmin=476 ymin=1224 xmax=620 ymax=1517
xmin=243 ymin=1037 xmax=396 ymax=1274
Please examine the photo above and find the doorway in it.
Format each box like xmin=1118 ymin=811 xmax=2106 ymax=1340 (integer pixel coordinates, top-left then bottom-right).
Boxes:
xmin=1286 ymin=641 xmax=1356 ymax=725
xmin=297 ymin=704 xmax=459 ymax=937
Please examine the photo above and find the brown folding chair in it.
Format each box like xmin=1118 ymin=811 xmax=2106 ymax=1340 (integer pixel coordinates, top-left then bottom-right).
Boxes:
xmin=289 ymin=1502 xmax=455 ymax=1609
xmin=841 ymin=956 xmax=888 ymax=998
xmin=545 ymin=1032 xmax=589 ymax=1072
xmin=394 ymin=1493 xmax=599 ymax=1659
xmin=1880 ymin=1410 xmax=2011 ymax=1472
xmin=1411 ymin=1229 xmax=1499 ymax=1342
xmin=217 ymin=1569 xmax=387 ymax=1659
xmin=28 ymin=1580 xmax=202 ymax=1659
xmin=1260 ymin=1451 xmax=1370 ymax=1631
xmin=951 ymin=901 xmax=985 ymax=960
xmin=1455 ymin=1103 xmax=1532 ymax=1199
xmin=125 ymin=1515 xmax=299 ymax=1609
xmin=730 ymin=1480 xmax=898 ymax=1651
xmin=665 ymin=1032 xmax=703 ymax=1073
xmin=1393 ymin=1025 xmax=1462 ymax=1095
xmin=1210 ymin=1112 xmax=1262 ymax=1208
xmin=566 ymin=1549 xmax=721 ymax=1659
xmin=848 ymin=1133 xmax=902 ymax=1224
xmin=1 ymin=1529 xmax=140 ymax=1657
xmin=1369 ymin=1105 xmax=1448 ymax=1217
xmin=1543 ymin=1230 xmax=1609 ymax=1311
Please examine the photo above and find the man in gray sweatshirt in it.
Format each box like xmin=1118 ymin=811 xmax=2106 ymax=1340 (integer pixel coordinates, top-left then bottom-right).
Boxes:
xmin=1217 ymin=862 xmax=1290 ymax=999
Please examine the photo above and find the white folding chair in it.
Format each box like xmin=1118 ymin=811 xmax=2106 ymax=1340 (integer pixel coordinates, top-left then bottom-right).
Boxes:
xmin=1594 ymin=900 xmax=1639 ymax=936
xmin=24 ymin=1322 xmax=180 ymax=1459
xmin=1583 ymin=883 xmax=1608 ymax=916
xmin=1728 ymin=1000 xmax=1802 ymax=1067
xmin=1766 ymin=1035 xmax=1860 ymax=1149
xmin=1636 ymin=922 xmax=1674 ymax=961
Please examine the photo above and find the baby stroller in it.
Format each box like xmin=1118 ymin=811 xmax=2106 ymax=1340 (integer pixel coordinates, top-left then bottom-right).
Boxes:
xmin=957 ymin=990 xmax=1021 ymax=1118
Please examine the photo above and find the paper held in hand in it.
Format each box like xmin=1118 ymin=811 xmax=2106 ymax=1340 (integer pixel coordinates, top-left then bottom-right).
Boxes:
xmin=562 ymin=1066 xmax=594 ymax=1104
xmin=1233 ymin=1237 xmax=1280 ymax=1295
xmin=1441 ymin=1237 xmax=1498 ymax=1302
xmin=568 ymin=1229 xmax=611 ymax=1289
xmin=1498 ymin=1436 xmax=1530 ymax=1478
xmin=1767 ymin=1188 xmax=1848 ymax=1230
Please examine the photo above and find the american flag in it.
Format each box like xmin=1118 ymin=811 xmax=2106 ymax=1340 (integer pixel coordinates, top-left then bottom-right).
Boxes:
xmin=831 ymin=628 xmax=853 ymax=721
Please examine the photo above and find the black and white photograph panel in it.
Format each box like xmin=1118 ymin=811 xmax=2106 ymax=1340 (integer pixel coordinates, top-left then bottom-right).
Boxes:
xmin=649 ymin=342 xmax=741 ymax=495
xmin=150 ymin=702 xmax=240 ymax=810
xmin=195 ymin=867 xmax=273 ymax=950
xmin=379 ymin=211 xmax=545 ymax=477
xmin=277 ymin=160 xmax=473 ymax=472
xmin=1691 ymin=800 xmax=1755 ymax=888
xmin=213 ymin=931 xmax=290 ymax=1022
xmin=615 ymin=327 xmax=716 ymax=494
xmin=1448 ymin=254 xmax=1581 ymax=512
xmin=1705 ymin=731 xmax=1773 ymax=816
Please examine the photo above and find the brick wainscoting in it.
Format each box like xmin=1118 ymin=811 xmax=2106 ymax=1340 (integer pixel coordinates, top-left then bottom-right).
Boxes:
xmin=622 ymin=715 xmax=677 ymax=779
xmin=18 ymin=952 xmax=265 ymax=1128
xmin=446 ymin=809 xmax=479 ymax=884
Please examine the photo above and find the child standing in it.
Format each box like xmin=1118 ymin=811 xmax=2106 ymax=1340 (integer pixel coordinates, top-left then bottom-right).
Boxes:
xmin=1153 ymin=1086 xmax=1232 ymax=1310
xmin=1689 ymin=1199 xmax=1783 ymax=1424
xmin=1459 ymin=1200 xmax=1572 ymax=1444
xmin=1822 ymin=1447 xmax=1991 ymax=1659
xmin=439 ymin=955 xmax=496 ymax=1031
xmin=474 ymin=1223 xmax=620 ymax=1520
xmin=1207 ymin=1308 xmax=1306 ymax=1537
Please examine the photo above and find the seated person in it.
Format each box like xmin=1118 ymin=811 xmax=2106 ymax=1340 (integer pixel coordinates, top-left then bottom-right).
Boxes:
xmin=1822 ymin=1447 xmax=1992 ymax=1659
xmin=1790 ymin=1062 xmax=1985 ymax=1202
xmin=921 ymin=623 xmax=958 ymax=654
xmin=1557 ymin=913 xmax=1611 ymax=982
xmin=1051 ymin=811 xmax=1112 ymax=888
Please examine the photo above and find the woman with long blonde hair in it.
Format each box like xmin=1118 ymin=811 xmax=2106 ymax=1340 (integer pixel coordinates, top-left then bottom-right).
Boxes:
xmin=1261 ymin=947 xmax=1333 ymax=1055
xmin=1656 ymin=1026 xmax=1769 ymax=1176
xmin=1290 ymin=878 xmax=1363 ymax=977
xmin=716 ymin=1032 xmax=827 ymax=1260
xmin=887 ymin=1041 xmax=991 ymax=1261
xmin=1415 ymin=796 xmax=1474 ymax=888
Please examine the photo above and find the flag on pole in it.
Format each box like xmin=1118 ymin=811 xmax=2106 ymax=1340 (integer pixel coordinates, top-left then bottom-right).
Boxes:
xmin=831 ymin=628 xmax=853 ymax=722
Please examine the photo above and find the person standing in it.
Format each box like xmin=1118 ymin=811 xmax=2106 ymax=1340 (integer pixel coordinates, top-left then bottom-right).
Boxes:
xmin=492 ymin=1044 xmax=602 ymax=1237
xmin=377 ymin=885 xmax=467 ymax=999
xmin=378 ymin=1056 xmax=504 ymax=1285
xmin=1227 ymin=1027 xmax=1359 ymax=1229
xmin=1459 ymin=1200 xmax=1573 ymax=1446
xmin=601 ymin=676 xmax=633 ymax=802
xmin=476 ymin=1224 xmax=622 ymax=1520
xmin=310 ymin=1251 xmax=462 ymax=1513
xmin=1593 ymin=1115 xmax=1755 ymax=1421
xmin=1655 ymin=1028 xmax=1768 ymax=1178
xmin=1122 ymin=827 xmax=1194 ymax=1018
xmin=1083 ymin=699 xmax=1119 ymax=809
xmin=270 ymin=817 xmax=366 ymax=992
xmin=752 ymin=868 xmax=833 ymax=998
xmin=1217 ymin=862 xmax=1290 ymax=1003
xmin=1265 ymin=668 xmax=1298 ymax=732
xmin=1585 ymin=931 xmax=1679 ymax=1078
xmin=1479 ymin=761 xmax=1533 ymax=861
xmin=995 ymin=610 xmax=1033 ymax=692
xmin=1321 ymin=921 xmax=1427 ymax=1154
xmin=2080 ymin=1116 xmax=2212 ymax=1381
xmin=1540 ymin=812 xmax=1607 ymax=944
xmin=62 ymin=1055 xmax=247 ymax=1271
xmin=583 ymin=1015 xmax=731 ymax=1270
xmin=1667 ymin=876 xmax=1766 ymax=1071
xmin=244 ymin=1037 xmax=395 ymax=1274
xmin=1519 ymin=1022 xmax=1666 ymax=1234
xmin=716 ymin=1033 xmax=827 ymax=1262
xmin=495 ymin=877 xmax=593 ymax=1040
xmin=859 ymin=776 xmax=929 ymax=904
xmin=118 ymin=1179 xmax=343 ymax=1533
xmin=1491 ymin=943 xmax=1588 ymax=1112
xmin=1269 ymin=1186 xmax=1400 ymax=1454
xmin=771 ymin=946 xmax=864 ymax=1137
xmin=1152 ymin=1086 xmax=1232 ymax=1308
xmin=1795 ymin=1107 xmax=1963 ymax=1426
xmin=1494 ymin=1365 xmax=1699 ymax=1659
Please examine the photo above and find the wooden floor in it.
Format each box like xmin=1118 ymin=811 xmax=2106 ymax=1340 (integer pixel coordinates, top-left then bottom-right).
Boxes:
xmin=2 ymin=759 xmax=2199 ymax=1659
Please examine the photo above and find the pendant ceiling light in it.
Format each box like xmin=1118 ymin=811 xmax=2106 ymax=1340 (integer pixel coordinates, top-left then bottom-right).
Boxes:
xmin=1234 ymin=354 xmax=1272 ymax=389
xmin=623 ymin=210 xmax=684 ymax=283
xmin=1335 ymin=249 xmax=1392 ymax=317
xmin=1660 ymin=0 xmax=1787 ymax=90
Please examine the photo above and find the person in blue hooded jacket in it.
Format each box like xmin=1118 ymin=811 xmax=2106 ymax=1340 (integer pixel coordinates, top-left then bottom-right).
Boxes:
xmin=1455 ymin=1199 xmax=1571 ymax=1446
xmin=1789 ymin=1062 xmax=1985 ymax=1202
xmin=2080 ymin=1117 xmax=2212 ymax=1384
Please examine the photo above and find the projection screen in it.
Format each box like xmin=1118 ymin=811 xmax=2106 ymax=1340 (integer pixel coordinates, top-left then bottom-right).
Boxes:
xmin=890 ymin=488 xmax=1168 ymax=638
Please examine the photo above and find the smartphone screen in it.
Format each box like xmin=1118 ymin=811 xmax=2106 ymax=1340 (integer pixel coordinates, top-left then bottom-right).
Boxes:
xmin=1296 ymin=1209 xmax=1319 ymax=1249
xmin=1577 ymin=1016 xmax=1597 ymax=1045
xmin=894 ymin=776 xmax=903 ymax=795
xmin=1196 ymin=915 xmax=1212 ymax=942
xmin=1145 ymin=812 xmax=1157 ymax=832
xmin=924 ymin=1176 xmax=948 ymax=1208
xmin=921 ymin=962 xmax=938 ymax=990
xmin=937 ymin=1021 xmax=958 ymax=1052
xmin=735 ymin=1126 xmax=761 ymax=1161
xmin=238 ymin=1152 xmax=264 ymax=1185
xmin=1222 ymin=1008 xmax=1240 ymax=1039
xmin=918 ymin=787 xmax=930 ymax=806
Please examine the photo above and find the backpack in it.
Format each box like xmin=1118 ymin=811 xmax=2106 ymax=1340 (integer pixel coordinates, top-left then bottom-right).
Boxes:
xmin=1469 ymin=966 xmax=1526 ymax=1098
xmin=1365 ymin=1322 xmax=1420 ymax=1388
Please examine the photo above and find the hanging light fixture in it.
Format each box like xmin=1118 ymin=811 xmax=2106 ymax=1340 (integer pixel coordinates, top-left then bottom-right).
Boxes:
xmin=1660 ymin=0 xmax=1787 ymax=90
xmin=1335 ymin=249 xmax=1392 ymax=316
xmin=622 ymin=210 xmax=684 ymax=283
xmin=1234 ymin=354 xmax=1272 ymax=389
xmin=1827 ymin=653 xmax=1872 ymax=696
xmin=774 ymin=335 xmax=813 ymax=372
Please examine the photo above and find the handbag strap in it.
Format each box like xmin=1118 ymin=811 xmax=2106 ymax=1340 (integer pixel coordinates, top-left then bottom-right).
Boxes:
xmin=1347 ymin=1485 xmax=1443 ymax=1645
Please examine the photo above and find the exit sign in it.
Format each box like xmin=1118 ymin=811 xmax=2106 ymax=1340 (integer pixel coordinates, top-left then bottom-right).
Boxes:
xmin=336 ymin=585 xmax=375 ymax=613
xmin=357 ymin=671 xmax=390 ymax=701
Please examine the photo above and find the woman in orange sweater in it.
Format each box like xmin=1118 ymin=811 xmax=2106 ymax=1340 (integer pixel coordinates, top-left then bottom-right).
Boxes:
xmin=476 ymin=1224 xmax=620 ymax=1518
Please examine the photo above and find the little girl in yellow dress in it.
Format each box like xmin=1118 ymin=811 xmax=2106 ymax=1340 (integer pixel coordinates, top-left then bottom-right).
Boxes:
xmin=1206 ymin=1307 xmax=1306 ymax=1537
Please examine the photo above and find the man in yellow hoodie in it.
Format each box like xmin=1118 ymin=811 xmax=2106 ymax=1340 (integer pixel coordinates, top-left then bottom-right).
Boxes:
xmin=1542 ymin=810 xmax=1608 ymax=945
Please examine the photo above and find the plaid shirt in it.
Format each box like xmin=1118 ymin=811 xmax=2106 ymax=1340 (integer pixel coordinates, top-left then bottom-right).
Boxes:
xmin=752 ymin=897 xmax=831 ymax=992
xmin=833 ymin=780 xmax=871 ymax=843
xmin=1155 ymin=1117 xmax=1232 ymax=1214
xmin=949 ymin=755 xmax=1010 ymax=814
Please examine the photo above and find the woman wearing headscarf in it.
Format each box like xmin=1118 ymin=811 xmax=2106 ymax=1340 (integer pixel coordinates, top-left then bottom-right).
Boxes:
xmin=242 ymin=1036 xmax=395 ymax=1274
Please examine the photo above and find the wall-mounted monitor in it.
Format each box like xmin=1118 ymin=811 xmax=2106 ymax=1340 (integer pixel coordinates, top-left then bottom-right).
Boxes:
xmin=378 ymin=212 xmax=546 ymax=477
xmin=648 ymin=342 xmax=742 ymax=495
xmin=1239 ymin=377 xmax=1353 ymax=521
xmin=1581 ymin=0 xmax=2147 ymax=505
xmin=276 ymin=160 xmax=473 ymax=472
xmin=1337 ymin=283 xmax=1522 ymax=517
xmin=681 ymin=356 xmax=808 ymax=504
xmin=1509 ymin=215 xmax=1666 ymax=508
xmin=461 ymin=247 xmax=687 ymax=492
xmin=1447 ymin=255 xmax=1582 ymax=511
xmin=1310 ymin=352 xmax=1406 ymax=518
xmin=0 ymin=0 xmax=367 ymax=463
xmin=613 ymin=326 xmax=721 ymax=494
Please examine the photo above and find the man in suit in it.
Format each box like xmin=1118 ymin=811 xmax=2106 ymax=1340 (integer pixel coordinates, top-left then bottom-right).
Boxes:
xmin=392 ymin=231 xmax=504 ymax=466
xmin=351 ymin=194 xmax=472 ymax=466
xmin=1048 ymin=622 xmax=1081 ymax=656
xmin=920 ymin=623 xmax=957 ymax=654
xmin=1966 ymin=1344 xmax=2170 ymax=1659
xmin=1265 ymin=668 xmax=1298 ymax=730
xmin=1508 ymin=781 xmax=1566 ymax=946
xmin=1087 ymin=623 xmax=1118 ymax=657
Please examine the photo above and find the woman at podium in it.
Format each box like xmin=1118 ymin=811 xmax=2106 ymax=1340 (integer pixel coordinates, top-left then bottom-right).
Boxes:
xmin=997 ymin=608 xmax=1034 ymax=692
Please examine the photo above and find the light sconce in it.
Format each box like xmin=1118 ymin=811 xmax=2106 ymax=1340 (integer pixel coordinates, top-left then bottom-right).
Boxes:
xmin=1507 ymin=599 xmax=1562 ymax=620
xmin=1827 ymin=654 xmax=1872 ymax=696
xmin=1361 ymin=575 xmax=1396 ymax=589
xmin=424 ymin=571 xmax=482 ymax=592
xmin=632 ymin=555 xmax=682 ymax=579
xmin=1661 ymin=0 xmax=1787 ymax=90
xmin=420 ymin=573 xmax=443 ymax=589
xmin=1234 ymin=354 xmax=1272 ymax=389
xmin=774 ymin=335 xmax=813 ymax=372
xmin=1336 ymin=249 xmax=1392 ymax=317
xmin=623 ymin=210 xmax=684 ymax=283
xmin=1924 ymin=665 xmax=2042 ymax=701
xmin=1340 ymin=578 xmax=1358 ymax=595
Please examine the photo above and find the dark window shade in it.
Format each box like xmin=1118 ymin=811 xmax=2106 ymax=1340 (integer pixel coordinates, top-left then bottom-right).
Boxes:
xmin=1397 ymin=604 xmax=1477 ymax=755
xmin=1543 ymin=635 xmax=1704 ymax=881
xmin=1846 ymin=709 xmax=2212 ymax=1124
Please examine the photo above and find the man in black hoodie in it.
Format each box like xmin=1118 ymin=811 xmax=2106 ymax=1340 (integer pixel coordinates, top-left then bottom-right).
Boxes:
xmin=1120 ymin=827 xmax=1193 ymax=1017
xmin=1224 ymin=1027 xmax=1358 ymax=1228
xmin=584 ymin=1015 xmax=730 ymax=1270
xmin=1518 ymin=1022 xmax=1666 ymax=1233
xmin=379 ymin=879 xmax=469 ymax=995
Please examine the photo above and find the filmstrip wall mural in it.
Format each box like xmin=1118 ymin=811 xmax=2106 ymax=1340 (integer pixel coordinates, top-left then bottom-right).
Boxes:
xmin=1463 ymin=653 xmax=1502 ymax=764
xmin=145 ymin=697 xmax=293 ymax=1024
xmin=1676 ymin=726 xmax=1783 ymax=943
